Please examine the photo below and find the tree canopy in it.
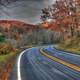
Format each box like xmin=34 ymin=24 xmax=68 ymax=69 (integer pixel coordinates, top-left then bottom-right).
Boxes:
xmin=41 ymin=0 xmax=80 ymax=38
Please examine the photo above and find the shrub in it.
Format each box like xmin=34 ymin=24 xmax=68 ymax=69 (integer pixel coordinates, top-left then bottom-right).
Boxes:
xmin=0 ymin=43 xmax=14 ymax=55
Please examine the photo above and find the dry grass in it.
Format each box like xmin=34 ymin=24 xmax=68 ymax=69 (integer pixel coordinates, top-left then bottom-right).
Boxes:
xmin=58 ymin=37 xmax=80 ymax=55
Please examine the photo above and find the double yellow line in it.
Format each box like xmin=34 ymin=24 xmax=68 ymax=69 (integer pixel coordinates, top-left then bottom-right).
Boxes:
xmin=40 ymin=48 xmax=80 ymax=72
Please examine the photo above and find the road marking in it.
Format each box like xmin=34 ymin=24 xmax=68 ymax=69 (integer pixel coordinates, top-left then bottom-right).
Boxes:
xmin=40 ymin=49 xmax=80 ymax=72
xmin=17 ymin=48 xmax=32 ymax=80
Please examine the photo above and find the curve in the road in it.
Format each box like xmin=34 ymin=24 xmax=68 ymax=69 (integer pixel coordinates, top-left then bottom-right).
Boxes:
xmin=9 ymin=46 xmax=80 ymax=80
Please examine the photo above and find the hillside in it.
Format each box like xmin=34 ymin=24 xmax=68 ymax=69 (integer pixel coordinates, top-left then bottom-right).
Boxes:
xmin=0 ymin=20 xmax=35 ymax=31
xmin=0 ymin=20 xmax=62 ymax=48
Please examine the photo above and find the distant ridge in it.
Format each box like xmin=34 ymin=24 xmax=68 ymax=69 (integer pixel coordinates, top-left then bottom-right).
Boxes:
xmin=0 ymin=20 xmax=36 ymax=31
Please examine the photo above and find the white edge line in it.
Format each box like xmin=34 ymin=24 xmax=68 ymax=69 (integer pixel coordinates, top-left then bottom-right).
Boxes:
xmin=17 ymin=48 xmax=32 ymax=80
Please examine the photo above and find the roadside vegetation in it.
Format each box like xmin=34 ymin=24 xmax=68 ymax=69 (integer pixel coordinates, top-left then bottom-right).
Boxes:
xmin=58 ymin=37 xmax=80 ymax=55
xmin=0 ymin=42 xmax=20 ymax=79
xmin=0 ymin=33 xmax=20 ymax=79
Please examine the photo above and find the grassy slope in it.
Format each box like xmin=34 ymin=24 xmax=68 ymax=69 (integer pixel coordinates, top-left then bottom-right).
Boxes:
xmin=0 ymin=52 xmax=17 ymax=63
xmin=0 ymin=49 xmax=19 ymax=79
xmin=58 ymin=37 xmax=80 ymax=55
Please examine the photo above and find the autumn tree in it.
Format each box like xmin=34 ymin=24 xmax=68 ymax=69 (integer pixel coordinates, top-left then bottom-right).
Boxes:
xmin=41 ymin=0 xmax=80 ymax=38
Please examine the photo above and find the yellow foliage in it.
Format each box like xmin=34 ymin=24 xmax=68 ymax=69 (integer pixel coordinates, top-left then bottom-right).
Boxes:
xmin=0 ymin=43 xmax=14 ymax=55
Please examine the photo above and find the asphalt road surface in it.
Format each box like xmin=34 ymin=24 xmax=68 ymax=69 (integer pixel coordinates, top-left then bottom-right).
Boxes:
xmin=9 ymin=46 xmax=80 ymax=80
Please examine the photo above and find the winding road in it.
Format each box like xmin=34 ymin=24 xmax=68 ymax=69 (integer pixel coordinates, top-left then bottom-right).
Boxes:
xmin=9 ymin=46 xmax=80 ymax=80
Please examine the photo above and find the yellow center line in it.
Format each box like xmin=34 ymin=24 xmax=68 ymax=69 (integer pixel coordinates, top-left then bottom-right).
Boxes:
xmin=40 ymin=49 xmax=80 ymax=72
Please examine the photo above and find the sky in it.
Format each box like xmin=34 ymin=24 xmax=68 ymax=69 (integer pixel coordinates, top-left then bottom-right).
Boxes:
xmin=0 ymin=0 xmax=56 ymax=24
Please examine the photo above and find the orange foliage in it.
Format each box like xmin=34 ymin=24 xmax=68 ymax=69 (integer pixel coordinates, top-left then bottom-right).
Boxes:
xmin=42 ymin=22 xmax=49 ymax=28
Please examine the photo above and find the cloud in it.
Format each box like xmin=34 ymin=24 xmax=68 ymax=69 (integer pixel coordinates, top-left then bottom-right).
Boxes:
xmin=0 ymin=0 xmax=56 ymax=24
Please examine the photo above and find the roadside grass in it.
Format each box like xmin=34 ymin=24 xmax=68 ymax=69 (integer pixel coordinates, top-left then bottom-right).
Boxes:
xmin=58 ymin=38 xmax=80 ymax=55
xmin=58 ymin=46 xmax=80 ymax=55
xmin=0 ymin=49 xmax=20 ymax=79
xmin=0 ymin=52 xmax=17 ymax=63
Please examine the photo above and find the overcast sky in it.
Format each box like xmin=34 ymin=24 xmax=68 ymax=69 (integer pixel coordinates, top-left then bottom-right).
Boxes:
xmin=0 ymin=0 xmax=55 ymax=24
